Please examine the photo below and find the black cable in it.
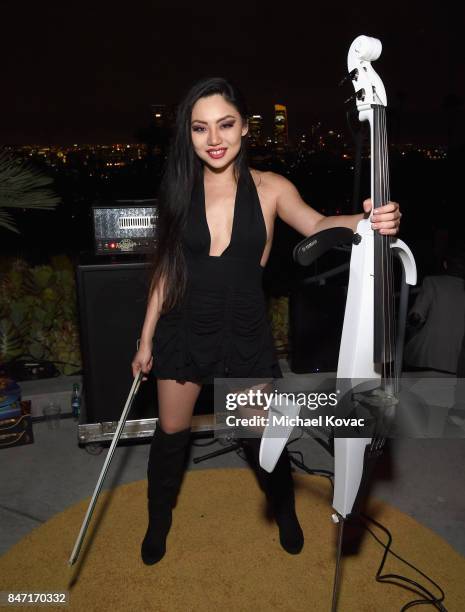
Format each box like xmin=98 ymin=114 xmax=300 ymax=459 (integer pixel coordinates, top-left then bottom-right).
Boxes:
xmin=287 ymin=435 xmax=335 ymax=486
xmin=203 ymin=433 xmax=449 ymax=610
xmin=285 ymin=448 xmax=448 ymax=611
xmin=357 ymin=513 xmax=447 ymax=611
xmin=288 ymin=451 xmax=335 ymax=486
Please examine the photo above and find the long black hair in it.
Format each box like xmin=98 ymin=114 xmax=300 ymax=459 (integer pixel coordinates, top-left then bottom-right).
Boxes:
xmin=147 ymin=77 xmax=250 ymax=314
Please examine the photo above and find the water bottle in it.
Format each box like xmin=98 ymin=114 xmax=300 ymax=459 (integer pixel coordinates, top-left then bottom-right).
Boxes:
xmin=71 ymin=383 xmax=81 ymax=421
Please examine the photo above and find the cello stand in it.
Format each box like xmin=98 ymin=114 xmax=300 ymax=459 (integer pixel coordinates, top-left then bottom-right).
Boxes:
xmin=331 ymin=512 xmax=345 ymax=612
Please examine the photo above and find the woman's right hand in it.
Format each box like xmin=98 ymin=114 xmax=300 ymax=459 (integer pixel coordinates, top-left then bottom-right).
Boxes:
xmin=131 ymin=342 xmax=153 ymax=381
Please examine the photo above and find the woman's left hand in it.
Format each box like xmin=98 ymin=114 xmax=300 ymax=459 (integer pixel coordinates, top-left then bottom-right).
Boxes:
xmin=363 ymin=199 xmax=402 ymax=235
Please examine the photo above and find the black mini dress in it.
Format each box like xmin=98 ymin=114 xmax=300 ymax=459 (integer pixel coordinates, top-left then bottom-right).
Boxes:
xmin=152 ymin=168 xmax=283 ymax=384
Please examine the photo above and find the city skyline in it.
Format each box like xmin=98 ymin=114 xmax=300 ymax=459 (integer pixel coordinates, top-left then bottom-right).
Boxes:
xmin=2 ymin=4 xmax=462 ymax=146
xmin=2 ymin=102 xmax=455 ymax=150
xmin=2 ymin=97 xmax=459 ymax=148
xmin=7 ymin=140 xmax=448 ymax=168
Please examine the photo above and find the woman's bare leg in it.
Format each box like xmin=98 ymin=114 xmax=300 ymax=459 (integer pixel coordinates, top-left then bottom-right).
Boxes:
xmin=156 ymin=378 xmax=202 ymax=432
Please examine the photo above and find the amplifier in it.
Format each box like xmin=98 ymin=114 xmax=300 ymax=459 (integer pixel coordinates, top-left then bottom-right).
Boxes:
xmin=92 ymin=199 xmax=158 ymax=255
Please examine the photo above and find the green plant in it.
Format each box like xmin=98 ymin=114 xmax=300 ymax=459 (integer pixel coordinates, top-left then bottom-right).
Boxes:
xmin=0 ymin=149 xmax=61 ymax=234
xmin=0 ymin=256 xmax=82 ymax=375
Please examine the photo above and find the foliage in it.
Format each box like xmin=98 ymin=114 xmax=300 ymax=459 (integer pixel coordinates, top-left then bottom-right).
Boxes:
xmin=0 ymin=255 xmax=81 ymax=375
xmin=0 ymin=149 xmax=61 ymax=233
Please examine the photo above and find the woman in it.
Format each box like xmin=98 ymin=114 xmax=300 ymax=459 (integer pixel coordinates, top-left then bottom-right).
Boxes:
xmin=131 ymin=77 xmax=401 ymax=566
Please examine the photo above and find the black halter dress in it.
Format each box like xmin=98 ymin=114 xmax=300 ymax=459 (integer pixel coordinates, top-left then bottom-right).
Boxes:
xmin=152 ymin=168 xmax=283 ymax=384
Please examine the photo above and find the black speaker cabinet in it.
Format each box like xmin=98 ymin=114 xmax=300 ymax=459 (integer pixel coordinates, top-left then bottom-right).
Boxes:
xmin=76 ymin=256 xmax=157 ymax=423
xmin=75 ymin=254 xmax=214 ymax=428
xmin=289 ymin=283 xmax=347 ymax=373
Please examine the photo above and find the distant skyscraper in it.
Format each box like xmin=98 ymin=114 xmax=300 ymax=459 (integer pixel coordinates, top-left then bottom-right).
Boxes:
xmin=248 ymin=115 xmax=264 ymax=147
xmin=151 ymin=104 xmax=166 ymax=127
xmin=148 ymin=104 xmax=176 ymax=157
xmin=273 ymin=104 xmax=288 ymax=151
xmin=297 ymin=133 xmax=309 ymax=154
xmin=311 ymin=121 xmax=322 ymax=151
xmin=150 ymin=104 xmax=176 ymax=128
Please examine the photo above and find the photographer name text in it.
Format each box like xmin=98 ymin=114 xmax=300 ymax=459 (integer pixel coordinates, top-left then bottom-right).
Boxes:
xmin=224 ymin=414 xmax=365 ymax=428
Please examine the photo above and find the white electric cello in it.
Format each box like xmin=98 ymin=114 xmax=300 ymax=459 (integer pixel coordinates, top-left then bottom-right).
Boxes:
xmin=329 ymin=34 xmax=417 ymax=610
xmin=259 ymin=35 xmax=417 ymax=610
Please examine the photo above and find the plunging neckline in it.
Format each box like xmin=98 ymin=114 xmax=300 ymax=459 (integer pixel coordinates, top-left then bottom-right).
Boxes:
xmin=201 ymin=171 xmax=241 ymax=258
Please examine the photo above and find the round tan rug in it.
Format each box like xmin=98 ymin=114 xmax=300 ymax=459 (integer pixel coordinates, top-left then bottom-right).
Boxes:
xmin=0 ymin=469 xmax=463 ymax=611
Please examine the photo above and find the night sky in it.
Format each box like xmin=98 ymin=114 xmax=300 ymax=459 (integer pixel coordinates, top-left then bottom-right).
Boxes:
xmin=2 ymin=2 xmax=462 ymax=145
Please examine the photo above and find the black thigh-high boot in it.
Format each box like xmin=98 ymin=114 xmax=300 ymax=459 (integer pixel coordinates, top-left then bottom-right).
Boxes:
xmin=241 ymin=437 xmax=304 ymax=555
xmin=141 ymin=424 xmax=191 ymax=565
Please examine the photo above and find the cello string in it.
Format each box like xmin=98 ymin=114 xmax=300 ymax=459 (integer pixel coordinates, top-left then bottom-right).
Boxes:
xmin=382 ymin=107 xmax=394 ymax=388
xmin=374 ymin=108 xmax=382 ymax=373
xmin=381 ymin=108 xmax=390 ymax=383
xmin=377 ymin=108 xmax=385 ymax=379
xmin=377 ymin=107 xmax=388 ymax=382
xmin=383 ymin=108 xmax=394 ymax=389
xmin=378 ymin=108 xmax=385 ymax=379
xmin=375 ymin=107 xmax=399 ymax=397
xmin=386 ymin=110 xmax=397 ymax=393
xmin=381 ymin=107 xmax=393 ymax=388
xmin=384 ymin=108 xmax=397 ymax=393
xmin=385 ymin=110 xmax=400 ymax=394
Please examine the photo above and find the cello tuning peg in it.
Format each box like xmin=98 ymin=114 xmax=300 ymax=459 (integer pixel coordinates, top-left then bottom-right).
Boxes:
xmin=344 ymin=93 xmax=356 ymax=105
xmin=338 ymin=69 xmax=359 ymax=87
xmin=344 ymin=89 xmax=365 ymax=105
